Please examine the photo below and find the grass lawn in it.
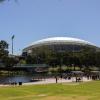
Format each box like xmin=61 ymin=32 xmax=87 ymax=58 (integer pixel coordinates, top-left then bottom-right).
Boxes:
xmin=0 ymin=81 xmax=100 ymax=100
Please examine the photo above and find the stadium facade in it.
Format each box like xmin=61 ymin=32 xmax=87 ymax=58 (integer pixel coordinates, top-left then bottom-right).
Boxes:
xmin=23 ymin=37 xmax=99 ymax=55
xmin=21 ymin=37 xmax=100 ymax=79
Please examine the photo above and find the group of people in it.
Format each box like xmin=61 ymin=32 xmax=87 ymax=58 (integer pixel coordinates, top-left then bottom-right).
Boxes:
xmin=9 ymin=82 xmax=22 ymax=86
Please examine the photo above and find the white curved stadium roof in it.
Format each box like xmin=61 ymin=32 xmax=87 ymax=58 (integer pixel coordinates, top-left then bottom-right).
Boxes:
xmin=23 ymin=37 xmax=96 ymax=51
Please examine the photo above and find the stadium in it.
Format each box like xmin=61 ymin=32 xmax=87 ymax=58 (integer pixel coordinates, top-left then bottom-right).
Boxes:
xmin=22 ymin=36 xmax=99 ymax=69
xmin=22 ymin=37 xmax=100 ymax=80
xmin=23 ymin=37 xmax=99 ymax=56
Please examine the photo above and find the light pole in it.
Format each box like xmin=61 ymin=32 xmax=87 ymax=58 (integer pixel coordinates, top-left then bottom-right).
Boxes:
xmin=11 ymin=35 xmax=15 ymax=55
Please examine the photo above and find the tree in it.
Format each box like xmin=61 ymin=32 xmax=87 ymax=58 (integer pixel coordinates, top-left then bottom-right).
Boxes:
xmin=25 ymin=55 xmax=34 ymax=64
xmin=0 ymin=40 xmax=18 ymax=67
xmin=3 ymin=56 xmax=18 ymax=67
xmin=0 ymin=40 xmax=8 ymax=49
xmin=0 ymin=40 xmax=9 ymax=59
xmin=0 ymin=40 xmax=9 ymax=67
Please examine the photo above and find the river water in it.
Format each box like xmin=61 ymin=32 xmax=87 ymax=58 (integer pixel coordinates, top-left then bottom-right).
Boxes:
xmin=0 ymin=75 xmax=34 ymax=84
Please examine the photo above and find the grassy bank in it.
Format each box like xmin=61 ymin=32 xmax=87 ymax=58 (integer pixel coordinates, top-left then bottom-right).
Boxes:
xmin=0 ymin=81 xmax=100 ymax=100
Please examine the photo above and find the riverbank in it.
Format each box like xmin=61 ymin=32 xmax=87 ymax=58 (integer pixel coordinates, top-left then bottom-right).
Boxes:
xmin=0 ymin=77 xmax=92 ymax=86
xmin=23 ymin=77 xmax=92 ymax=85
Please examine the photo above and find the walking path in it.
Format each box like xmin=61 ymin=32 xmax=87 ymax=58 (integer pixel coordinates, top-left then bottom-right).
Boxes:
xmin=23 ymin=77 xmax=92 ymax=85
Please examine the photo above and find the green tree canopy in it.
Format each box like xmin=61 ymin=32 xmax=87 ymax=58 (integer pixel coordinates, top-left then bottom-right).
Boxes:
xmin=0 ymin=40 xmax=9 ymax=59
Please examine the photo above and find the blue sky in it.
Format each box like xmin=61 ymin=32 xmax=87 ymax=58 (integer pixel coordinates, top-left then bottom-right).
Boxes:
xmin=0 ymin=0 xmax=100 ymax=54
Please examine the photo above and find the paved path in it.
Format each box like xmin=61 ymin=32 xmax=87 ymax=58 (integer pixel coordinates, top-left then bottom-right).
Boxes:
xmin=23 ymin=77 xmax=92 ymax=85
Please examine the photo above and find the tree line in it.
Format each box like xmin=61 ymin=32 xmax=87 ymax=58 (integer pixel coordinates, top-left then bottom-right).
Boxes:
xmin=24 ymin=46 xmax=100 ymax=71
xmin=0 ymin=40 xmax=100 ymax=71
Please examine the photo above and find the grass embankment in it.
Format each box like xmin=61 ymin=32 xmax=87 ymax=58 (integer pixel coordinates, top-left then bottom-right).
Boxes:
xmin=0 ymin=81 xmax=100 ymax=100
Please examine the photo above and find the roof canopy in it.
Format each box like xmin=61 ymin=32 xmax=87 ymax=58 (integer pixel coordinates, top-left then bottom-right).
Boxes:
xmin=23 ymin=37 xmax=97 ymax=52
